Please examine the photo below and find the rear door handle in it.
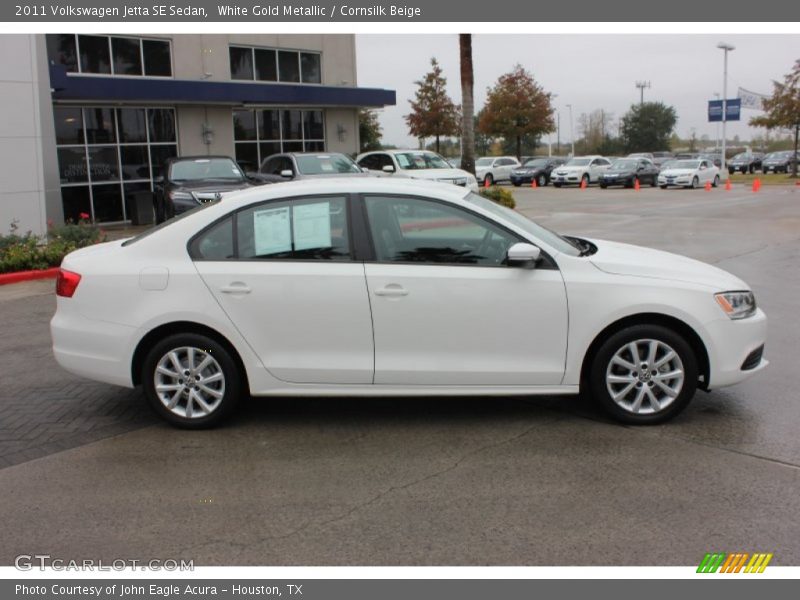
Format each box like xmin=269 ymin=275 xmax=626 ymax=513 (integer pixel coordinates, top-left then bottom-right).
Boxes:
xmin=374 ymin=284 xmax=408 ymax=297
xmin=220 ymin=282 xmax=251 ymax=295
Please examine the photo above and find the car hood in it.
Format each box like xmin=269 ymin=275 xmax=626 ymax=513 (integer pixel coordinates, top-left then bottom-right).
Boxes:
xmin=660 ymin=168 xmax=696 ymax=177
xmin=404 ymin=168 xmax=472 ymax=180
xmin=586 ymin=238 xmax=747 ymax=291
xmin=172 ymin=181 xmax=252 ymax=194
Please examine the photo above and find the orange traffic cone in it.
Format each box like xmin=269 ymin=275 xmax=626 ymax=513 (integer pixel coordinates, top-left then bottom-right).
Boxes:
xmin=704 ymin=180 xmax=712 ymax=191
xmin=580 ymin=178 xmax=587 ymax=190
xmin=725 ymin=179 xmax=732 ymax=191
xmin=752 ymin=178 xmax=761 ymax=192
xmin=634 ymin=178 xmax=640 ymax=191
xmin=484 ymin=177 xmax=490 ymax=189
xmin=531 ymin=178 xmax=537 ymax=189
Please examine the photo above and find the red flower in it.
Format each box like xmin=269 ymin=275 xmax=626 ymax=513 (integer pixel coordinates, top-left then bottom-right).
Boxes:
xmin=79 ymin=212 xmax=90 ymax=220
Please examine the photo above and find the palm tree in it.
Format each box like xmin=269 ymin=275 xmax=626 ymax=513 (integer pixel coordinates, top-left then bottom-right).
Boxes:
xmin=459 ymin=34 xmax=476 ymax=176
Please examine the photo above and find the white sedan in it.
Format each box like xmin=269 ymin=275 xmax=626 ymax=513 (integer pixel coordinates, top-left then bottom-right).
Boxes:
xmin=659 ymin=159 xmax=721 ymax=189
xmin=357 ymin=149 xmax=478 ymax=192
xmin=551 ymin=156 xmax=613 ymax=187
xmin=51 ymin=179 xmax=767 ymax=428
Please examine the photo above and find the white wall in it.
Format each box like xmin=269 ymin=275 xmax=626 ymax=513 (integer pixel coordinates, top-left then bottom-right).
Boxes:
xmin=0 ymin=35 xmax=61 ymax=237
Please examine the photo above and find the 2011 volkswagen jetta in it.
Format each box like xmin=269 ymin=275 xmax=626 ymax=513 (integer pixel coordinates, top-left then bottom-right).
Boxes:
xmin=51 ymin=179 xmax=767 ymax=428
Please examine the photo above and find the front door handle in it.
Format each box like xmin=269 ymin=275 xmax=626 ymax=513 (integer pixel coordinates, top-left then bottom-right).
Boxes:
xmin=220 ymin=282 xmax=251 ymax=295
xmin=374 ymin=284 xmax=408 ymax=297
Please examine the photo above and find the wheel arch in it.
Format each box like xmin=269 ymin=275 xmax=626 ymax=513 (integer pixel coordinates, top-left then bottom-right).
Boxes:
xmin=579 ymin=312 xmax=710 ymax=390
xmin=131 ymin=321 xmax=250 ymax=391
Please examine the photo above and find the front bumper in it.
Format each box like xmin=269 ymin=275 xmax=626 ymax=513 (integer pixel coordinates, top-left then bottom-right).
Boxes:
xmin=552 ymin=172 xmax=583 ymax=185
xmin=510 ymin=173 xmax=535 ymax=184
xmin=704 ymin=308 xmax=768 ymax=389
xmin=600 ymin=175 xmax=633 ymax=186
xmin=658 ymin=176 xmax=692 ymax=187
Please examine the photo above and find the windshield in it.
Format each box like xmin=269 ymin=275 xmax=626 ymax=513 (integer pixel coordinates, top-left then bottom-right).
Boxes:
xmin=169 ymin=158 xmax=244 ymax=182
xmin=475 ymin=158 xmax=495 ymax=166
xmin=522 ymin=159 xmax=549 ymax=168
xmin=611 ymin=160 xmax=638 ymax=170
xmin=296 ymin=154 xmax=361 ymax=175
xmin=670 ymin=160 xmax=701 ymax=169
xmin=565 ymin=158 xmax=592 ymax=167
xmin=732 ymin=153 xmax=750 ymax=160
xmin=394 ymin=152 xmax=452 ymax=170
xmin=464 ymin=192 xmax=581 ymax=257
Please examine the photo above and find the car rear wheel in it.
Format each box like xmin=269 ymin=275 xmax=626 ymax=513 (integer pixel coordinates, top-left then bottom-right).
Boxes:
xmin=690 ymin=176 xmax=699 ymax=189
xmin=589 ymin=324 xmax=698 ymax=424
xmin=142 ymin=333 xmax=241 ymax=429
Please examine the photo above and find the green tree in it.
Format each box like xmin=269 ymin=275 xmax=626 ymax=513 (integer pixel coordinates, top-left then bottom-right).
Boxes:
xmin=459 ymin=34 xmax=476 ymax=175
xmin=619 ymin=102 xmax=677 ymax=153
xmin=477 ymin=65 xmax=554 ymax=161
xmin=358 ymin=109 xmax=383 ymax=153
xmin=405 ymin=58 xmax=460 ymax=154
xmin=751 ymin=59 xmax=800 ymax=177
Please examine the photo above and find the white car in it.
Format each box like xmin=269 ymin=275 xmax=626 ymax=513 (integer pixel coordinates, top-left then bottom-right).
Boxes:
xmin=51 ymin=178 xmax=767 ymax=428
xmin=357 ymin=149 xmax=478 ymax=192
xmin=475 ymin=156 xmax=521 ymax=186
xmin=551 ymin=156 xmax=613 ymax=187
xmin=659 ymin=159 xmax=721 ymax=189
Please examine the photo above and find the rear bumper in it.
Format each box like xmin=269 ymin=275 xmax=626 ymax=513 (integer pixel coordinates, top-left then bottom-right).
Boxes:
xmin=51 ymin=306 xmax=136 ymax=388
xmin=705 ymin=308 xmax=768 ymax=389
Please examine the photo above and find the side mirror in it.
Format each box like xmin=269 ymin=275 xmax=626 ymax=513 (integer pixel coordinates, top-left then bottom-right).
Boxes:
xmin=280 ymin=169 xmax=294 ymax=178
xmin=506 ymin=243 xmax=541 ymax=269
xmin=361 ymin=166 xmax=370 ymax=173
xmin=382 ymin=164 xmax=396 ymax=173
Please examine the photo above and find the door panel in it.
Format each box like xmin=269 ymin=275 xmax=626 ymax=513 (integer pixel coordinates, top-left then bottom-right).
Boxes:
xmin=365 ymin=264 xmax=568 ymax=385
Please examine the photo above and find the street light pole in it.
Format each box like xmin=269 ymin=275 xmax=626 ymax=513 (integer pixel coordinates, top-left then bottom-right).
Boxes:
xmin=713 ymin=92 xmax=721 ymax=153
xmin=566 ymin=103 xmax=574 ymax=157
xmin=717 ymin=42 xmax=735 ymax=173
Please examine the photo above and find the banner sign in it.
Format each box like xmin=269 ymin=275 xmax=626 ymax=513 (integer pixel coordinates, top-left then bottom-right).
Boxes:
xmin=708 ymin=98 xmax=741 ymax=122
xmin=737 ymin=87 xmax=769 ymax=110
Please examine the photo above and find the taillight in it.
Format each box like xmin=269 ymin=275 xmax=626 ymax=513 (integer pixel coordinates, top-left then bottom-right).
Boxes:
xmin=56 ymin=269 xmax=82 ymax=298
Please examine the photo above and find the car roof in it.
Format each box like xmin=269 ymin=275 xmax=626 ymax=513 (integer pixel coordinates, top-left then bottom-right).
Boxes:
xmin=168 ymin=155 xmax=237 ymax=163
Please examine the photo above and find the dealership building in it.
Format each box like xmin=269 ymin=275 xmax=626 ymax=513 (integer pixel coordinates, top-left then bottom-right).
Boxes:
xmin=0 ymin=34 xmax=395 ymax=235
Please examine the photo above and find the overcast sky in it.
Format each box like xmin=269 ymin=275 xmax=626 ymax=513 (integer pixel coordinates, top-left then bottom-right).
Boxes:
xmin=355 ymin=34 xmax=798 ymax=149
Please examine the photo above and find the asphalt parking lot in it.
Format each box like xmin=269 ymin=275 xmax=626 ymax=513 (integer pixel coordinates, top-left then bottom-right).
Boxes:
xmin=1 ymin=183 xmax=799 ymax=566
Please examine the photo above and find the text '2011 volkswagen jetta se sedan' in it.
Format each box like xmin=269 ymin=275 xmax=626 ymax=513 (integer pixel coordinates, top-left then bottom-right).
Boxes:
xmin=51 ymin=179 xmax=767 ymax=428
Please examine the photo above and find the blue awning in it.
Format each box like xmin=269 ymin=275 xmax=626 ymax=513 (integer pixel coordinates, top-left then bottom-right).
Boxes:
xmin=49 ymin=64 xmax=395 ymax=108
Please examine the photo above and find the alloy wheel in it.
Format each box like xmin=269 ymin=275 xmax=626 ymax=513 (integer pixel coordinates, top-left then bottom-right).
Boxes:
xmin=154 ymin=346 xmax=226 ymax=419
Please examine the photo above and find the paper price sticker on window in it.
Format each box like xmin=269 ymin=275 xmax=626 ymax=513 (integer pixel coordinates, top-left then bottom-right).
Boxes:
xmin=253 ymin=206 xmax=291 ymax=256
xmin=293 ymin=202 xmax=332 ymax=251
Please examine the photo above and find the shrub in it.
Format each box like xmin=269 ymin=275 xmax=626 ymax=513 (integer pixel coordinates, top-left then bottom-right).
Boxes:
xmin=0 ymin=218 xmax=106 ymax=274
xmin=479 ymin=186 xmax=516 ymax=209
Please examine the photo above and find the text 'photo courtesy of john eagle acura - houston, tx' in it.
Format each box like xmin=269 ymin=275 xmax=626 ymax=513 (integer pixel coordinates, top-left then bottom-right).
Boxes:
xmin=50 ymin=177 xmax=767 ymax=428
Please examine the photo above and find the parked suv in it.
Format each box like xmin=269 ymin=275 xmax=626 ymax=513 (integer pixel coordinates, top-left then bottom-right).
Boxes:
xmin=154 ymin=156 xmax=264 ymax=224
xmin=259 ymin=152 xmax=367 ymax=181
xmin=727 ymin=152 xmax=764 ymax=174
xmin=474 ymin=156 xmax=521 ymax=185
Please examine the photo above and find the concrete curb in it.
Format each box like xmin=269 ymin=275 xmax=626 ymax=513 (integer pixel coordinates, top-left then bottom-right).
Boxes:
xmin=0 ymin=267 xmax=59 ymax=286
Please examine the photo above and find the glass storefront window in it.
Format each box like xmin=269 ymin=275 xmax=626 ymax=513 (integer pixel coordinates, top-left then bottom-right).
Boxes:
xmin=77 ymin=35 xmax=111 ymax=74
xmin=233 ymin=109 xmax=326 ymax=170
xmin=229 ymin=46 xmax=321 ymax=84
xmin=55 ymin=106 xmax=177 ymax=223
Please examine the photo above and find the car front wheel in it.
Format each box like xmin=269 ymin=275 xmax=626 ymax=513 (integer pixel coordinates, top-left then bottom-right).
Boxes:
xmin=142 ymin=333 xmax=241 ymax=428
xmin=537 ymin=174 xmax=547 ymax=187
xmin=589 ymin=324 xmax=698 ymax=424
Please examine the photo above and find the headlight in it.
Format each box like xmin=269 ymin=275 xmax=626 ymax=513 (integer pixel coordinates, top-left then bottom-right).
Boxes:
xmin=715 ymin=291 xmax=756 ymax=320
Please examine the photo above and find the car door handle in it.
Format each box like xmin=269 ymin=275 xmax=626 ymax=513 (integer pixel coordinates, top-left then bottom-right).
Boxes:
xmin=374 ymin=285 xmax=408 ymax=297
xmin=220 ymin=282 xmax=251 ymax=295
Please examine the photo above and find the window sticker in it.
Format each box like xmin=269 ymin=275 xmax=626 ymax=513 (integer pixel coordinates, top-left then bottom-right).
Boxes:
xmin=293 ymin=201 xmax=332 ymax=251
xmin=253 ymin=206 xmax=291 ymax=256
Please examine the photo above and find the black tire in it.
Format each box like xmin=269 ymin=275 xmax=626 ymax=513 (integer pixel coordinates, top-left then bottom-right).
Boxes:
xmin=690 ymin=176 xmax=699 ymax=189
xmin=581 ymin=173 xmax=590 ymax=186
xmin=483 ymin=174 xmax=494 ymax=186
xmin=659 ymin=185 xmax=668 ymax=189
xmin=599 ymin=183 xmax=607 ymax=189
xmin=588 ymin=324 xmax=699 ymax=425
xmin=553 ymin=182 xmax=562 ymax=188
xmin=650 ymin=176 xmax=657 ymax=187
xmin=142 ymin=333 xmax=242 ymax=429
xmin=713 ymin=175 xmax=720 ymax=188
xmin=537 ymin=174 xmax=547 ymax=187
